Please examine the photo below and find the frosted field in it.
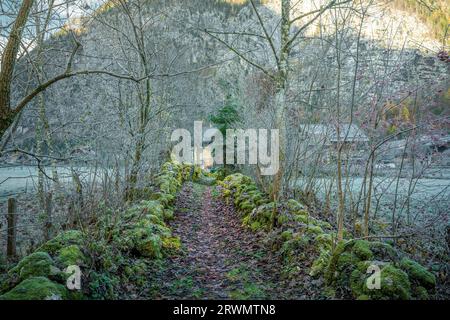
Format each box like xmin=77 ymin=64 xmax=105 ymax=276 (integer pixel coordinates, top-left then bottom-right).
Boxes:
xmin=296 ymin=170 xmax=450 ymax=223
xmin=0 ymin=165 xmax=102 ymax=199
xmin=1 ymin=166 xmax=449 ymax=223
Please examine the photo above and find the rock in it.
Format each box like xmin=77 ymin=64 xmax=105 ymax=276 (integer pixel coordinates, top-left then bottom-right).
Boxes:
xmin=0 ymin=276 xmax=68 ymax=300
xmin=414 ymin=286 xmax=429 ymax=300
xmin=400 ymin=258 xmax=436 ymax=289
xmin=286 ymin=199 xmax=307 ymax=214
xmin=162 ymin=236 xmax=181 ymax=252
xmin=350 ymin=262 xmax=411 ymax=300
xmin=137 ymin=234 xmax=163 ymax=259
xmin=352 ymin=240 xmax=374 ymax=260
xmin=8 ymin=252 xmax=57 ymax=285
xmin=57 ymin=245 xmax=86 ymax=267
xmin=38 ymin=230 xmax=84 ymax=254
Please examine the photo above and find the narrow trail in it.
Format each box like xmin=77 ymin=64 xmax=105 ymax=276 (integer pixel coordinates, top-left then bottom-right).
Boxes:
xmin=149 ymin=182 xmax=320 ymax=300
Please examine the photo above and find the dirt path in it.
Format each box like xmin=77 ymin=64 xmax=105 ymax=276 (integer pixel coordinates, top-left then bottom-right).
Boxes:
xmin=147 ymin=182 xmax=321 ymax=299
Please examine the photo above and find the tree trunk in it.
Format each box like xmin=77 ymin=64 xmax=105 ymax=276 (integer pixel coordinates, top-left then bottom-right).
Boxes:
xmin=270 ymin=0 xmax=291 ymax=201
xmin=0 ymin=0 xmax=34 ymax=139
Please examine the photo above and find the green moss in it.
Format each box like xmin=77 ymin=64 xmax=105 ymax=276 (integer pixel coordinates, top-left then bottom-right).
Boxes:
xmin=368 ymin=241 xmax=397 ymax=261
xmin=162 ymin=237 xmax=181 ymax=252
xmin=400 ymin=258 xmax=436 ymax=289
xmin=324 ymin=241 xmax=354 ymax=285
xmin=322 ymin=286 xmax=336 ymax=299
xmin=137 ymin=234 xmax=162 ymax=259
xmin=286 ymin=199 xmax=306 ymax=213
xmin=352 ymin=240 xmax=374 ymax=260
xmin=38 ymin=230 xmax=84 ymax=254
xmin=147 ymin=214 xmax=165 ymax=226
xmin=163 ymin=208 xmax=174 ymax=220
xmin=315 ymin=233 xmax=333 ymax=251
xmin=239 ymin=200 xmax=255 ymax=213
xmin=250 ymin=221 xmax=261 ymax=232
xmin=118 ymin=223 xmax=165 ymax=259
xmin=0 ymin=277 xmax=68 ymax=300
xmin=150 ymin=192 xmax=175 ymax=207
xmin=88 ymin=272 xmax=119 ymax=300
xmin=57 ymin=245 xmax=85 ymax=268
xmin=305 ymin=225 xmax=324 ymax=236
xmin=281 ymin=230 xmax=293 ymax=241
xmin=8 ymin=252 xmax=58 ymax=285
xmin=244 ymin=202 xmax=277 ymax=231
xmin=350 ymin=263 xmax=411 ymax=300
xmin=280 ymin=236 xmax=310 ymax=263
xmin=229 ymin=282 xmax=265 ymax=300
xmin=294 ymin=214 xmax=309 ymax=224
xmin=276 ymin=212 xmax=292 ymax=226
xmin=139 ymin=200 xmax=165 ymax=220
xmin=310 ymin=249 xmax=332 ymax=277
xmin=122 ymin=260 xmax=148 ymax=287
xmin=414 ymin=286 xmax=429 ymax=300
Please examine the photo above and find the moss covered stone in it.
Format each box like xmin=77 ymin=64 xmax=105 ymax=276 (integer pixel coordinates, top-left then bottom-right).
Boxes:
xmin=310 ymin=248 xmax=332 ymax=277
xmin=281 ymin=230 xmax=294 ymax=241
xmin=57 ymin=245 xmax=86 ymax=268
xmin=162 ymin=236 xmax=181 ymax=253
xmin=137 ymin=234 xmax=163 ymax=259
xmin=244 ymin=202 xmax=277 ymax=231
xmin=304 ymin=225 xmax=324 ymax=236
xmin=367 ymin=241 xmax=397 ymax=261
xmin=0 ymin=276 xmax=68 ymax=300
xmin=414 ymin=286 xmax=429 ymax=300
xmin=150 ymin=192 xmax=175 ymax=207
xmin=350 ymin=262 xmax=411 ymax=300
xmin=280 ymin=236 xmax=310 ymax=264
xmin=286 ymin=199 xmax=307 ymax=214
xmin=117 ymin=222 xmax=166 ymax=259
xmin=315 ymin=233 xmax=333 ymax=251
xmin=352 ymin=240 xmax=374 ymax=260
xmin=8 ymin=252 xmax=58 ymax=286
xmin=400 ymin=258 xmax=436 ymax=289
xmin=38 ymin=230 xmax=84 ymax=254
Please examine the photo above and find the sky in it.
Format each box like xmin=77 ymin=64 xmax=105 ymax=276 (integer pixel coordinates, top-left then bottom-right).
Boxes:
xmin=0 ymin=0 xmax=103 ymax=53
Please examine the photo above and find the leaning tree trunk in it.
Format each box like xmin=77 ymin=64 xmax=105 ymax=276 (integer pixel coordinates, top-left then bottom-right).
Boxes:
xmin=0 ymin=0 xmax=34 ymax=139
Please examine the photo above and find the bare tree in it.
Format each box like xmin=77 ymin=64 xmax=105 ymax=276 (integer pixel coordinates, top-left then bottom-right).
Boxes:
xmin=206 ymin=0 xmax=351 ymax=201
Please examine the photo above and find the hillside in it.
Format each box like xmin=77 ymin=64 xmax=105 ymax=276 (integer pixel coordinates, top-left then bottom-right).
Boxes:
xmin=5 ymin=0 xmax=449 ymax=158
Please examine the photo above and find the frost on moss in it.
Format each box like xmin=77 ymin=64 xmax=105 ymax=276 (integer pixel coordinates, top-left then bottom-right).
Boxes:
xmin=0 ymin=277 xmax=68 ymax=300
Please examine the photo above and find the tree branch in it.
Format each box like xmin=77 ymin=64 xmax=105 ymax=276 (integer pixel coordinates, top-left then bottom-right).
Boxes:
xmin=285 ymin=0 xmax=352 ymax=52
xmin=249 ymin=0 xmax=280 ymax=68
xmin=203 ymin=28 xmax=274 ymax=79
